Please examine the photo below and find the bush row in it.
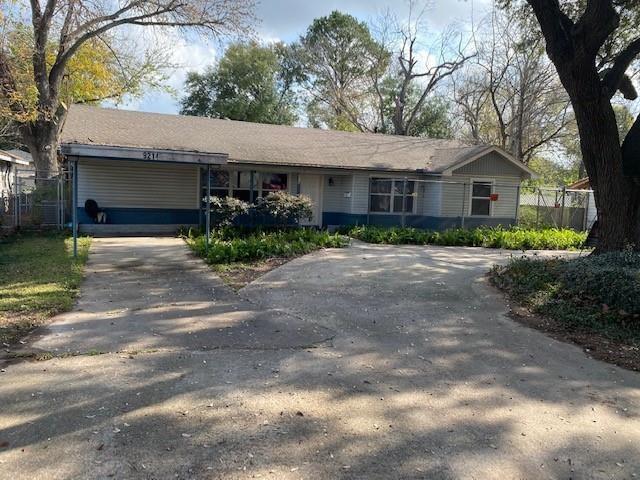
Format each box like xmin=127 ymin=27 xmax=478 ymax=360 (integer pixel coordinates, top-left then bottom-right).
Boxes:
xmin=490 ymin=251 xmax=640 ymax=341
xmin=346 ymin=225 xmax=587 ymax=250
xmin=187 ymin=227 xmax=348 ymax=264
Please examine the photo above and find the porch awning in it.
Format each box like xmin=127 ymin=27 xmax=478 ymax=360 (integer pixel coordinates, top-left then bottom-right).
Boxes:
xmin=61 ymin=143 xmax=228 ymax=166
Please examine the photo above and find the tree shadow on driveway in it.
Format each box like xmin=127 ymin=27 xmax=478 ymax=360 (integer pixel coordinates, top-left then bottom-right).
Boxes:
xmin=0 ymin=239 xmax=638 ymax=479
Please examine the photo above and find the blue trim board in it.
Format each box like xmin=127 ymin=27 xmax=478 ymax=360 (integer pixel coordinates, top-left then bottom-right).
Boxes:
xmin=77 ymin=207 xmax=199 ymax=225
xmin=77 ymin=207 xmax=514 ymax=230
xmin=322 ymin=212 xmax=515 ymax=230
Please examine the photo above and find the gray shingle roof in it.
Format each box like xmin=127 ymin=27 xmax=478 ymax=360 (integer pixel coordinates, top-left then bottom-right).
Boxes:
xmin=61 ymin=105 xmax=497 ymax=173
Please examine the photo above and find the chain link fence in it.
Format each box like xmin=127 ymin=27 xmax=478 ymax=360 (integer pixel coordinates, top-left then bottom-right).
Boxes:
xmin=0 ymin=169 xmax=70 ymax=232
xmin=518 ymin=186 xmax=596 ymax=231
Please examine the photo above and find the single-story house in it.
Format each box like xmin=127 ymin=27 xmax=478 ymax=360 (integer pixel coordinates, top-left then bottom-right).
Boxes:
xmin=60 ymin=105 xmax=535 ymax=234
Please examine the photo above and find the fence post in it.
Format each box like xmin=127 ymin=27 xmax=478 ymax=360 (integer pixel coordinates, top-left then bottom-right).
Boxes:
xmin=536 ymin=188 xmax=541 ymax=228
xmin=560 ymin=186 xmax=566 ymax=229
xmin=205 ymin=165 xmax=211 ymax=254
xmin=401 ymin=177 xmax=407 ymax=227
xmin=515 ymin=184 xmax=521 ymax=226
xmin=72 ymin=161 xmax=78 ymax=257
xmin=13 ymin=167 xmax=18 ymax=227
xmin=460 ymin=182 xmax=466 ymax=229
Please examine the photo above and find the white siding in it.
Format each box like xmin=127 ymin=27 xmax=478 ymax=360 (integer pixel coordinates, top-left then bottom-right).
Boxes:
xmin=420 ymin=180 xmax=443 ymax=216
xmin=452 ymin=152 xmax=525 ymax=177
xmin=322 ymin=175 xmax=352 ymax=213
xmin=351 ymin=175 xmax=370 ymax=214
xmin=78 ymin=159 xmax=199 ymax=209
xmin=440 ymin=174 xmax=520 ymax=218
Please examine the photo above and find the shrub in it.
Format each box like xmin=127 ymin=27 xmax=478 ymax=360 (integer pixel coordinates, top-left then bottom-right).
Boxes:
xmin=187 ymin=227 xmax=348 ymax=264
xmin=208 ymin=196 xmax=250 ymax=227
xmin=348 ymin=225 xmax=586 ymax=250
xmin=490 ymin=251 xmax=640 ymax=341
xmin=252 ymin=191 xmax=313 ymax=226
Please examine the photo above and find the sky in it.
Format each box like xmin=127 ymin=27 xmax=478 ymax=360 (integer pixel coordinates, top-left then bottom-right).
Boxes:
xmin=117 ymin=0 xmax=491 ymax=115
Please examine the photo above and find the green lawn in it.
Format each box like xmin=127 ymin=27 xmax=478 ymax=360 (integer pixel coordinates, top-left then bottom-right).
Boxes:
xmin=0 ymin=233 xmax=91 ymax=345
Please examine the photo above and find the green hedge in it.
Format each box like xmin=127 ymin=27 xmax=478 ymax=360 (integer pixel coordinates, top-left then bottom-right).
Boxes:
xmin=186 ymin=227 xmax=348 ymax=264
xmin=490 ymin=251 xmax=640 ymax=341
xmin=346 ymin=225 xmax=587 ymax=250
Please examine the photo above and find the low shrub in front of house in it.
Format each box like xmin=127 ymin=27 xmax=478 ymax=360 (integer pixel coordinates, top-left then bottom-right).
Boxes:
xmin=489 ymin=251 xmax=640 ymax=342
xmin=186 ymin=227 xmax=348 ymax=264
xmin=206 ymin=191 xmax=314 ymax=228
xmin=346 ymin=225 xmax=587 ymax=250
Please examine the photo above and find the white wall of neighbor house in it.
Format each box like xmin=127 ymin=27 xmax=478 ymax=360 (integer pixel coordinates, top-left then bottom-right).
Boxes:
xmin=77 ymin=158 xmax=200 ymax=209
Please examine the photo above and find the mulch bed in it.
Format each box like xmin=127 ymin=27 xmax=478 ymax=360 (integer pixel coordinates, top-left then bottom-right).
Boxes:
xmin=214 ymin=257 xmax=293 ymax=290
xmin=506 ymin=303 xmax=640 ymax=372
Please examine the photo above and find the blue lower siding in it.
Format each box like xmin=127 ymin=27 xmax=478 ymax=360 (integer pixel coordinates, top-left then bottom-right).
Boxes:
xmin=322 ymin=212 xmax=515 ymax=230
xmin=77 ymin=207 xmax=514 ymax=231
xmin=77 ymin=207 xmax=199 ymax=225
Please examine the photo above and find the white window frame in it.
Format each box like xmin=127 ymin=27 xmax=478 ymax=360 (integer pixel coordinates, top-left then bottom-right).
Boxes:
xmin=369 ymin=177 xmax=418 ymax=215
xmin=468 ymin=178 xmax=495 ymax=217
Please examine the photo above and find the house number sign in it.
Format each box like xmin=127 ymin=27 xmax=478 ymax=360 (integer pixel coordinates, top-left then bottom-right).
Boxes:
xmin=142 ymin=151 xmax=160 ymax=160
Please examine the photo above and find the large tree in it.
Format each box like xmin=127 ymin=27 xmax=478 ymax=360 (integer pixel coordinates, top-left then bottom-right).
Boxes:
xmin=500 ymin=0 xmax=640 ymax=252
xmin=453 ymin=8 xmax=571 ymax=164
xmin=383 ymin=2 xmax=473 ymax=137
xmin=295 ymin=11 xmax=390 ymax=132
xmin=180 ymin=42 xmax=299 ymax=125
xmin=0 ymin=0 xmax=255 ymax=180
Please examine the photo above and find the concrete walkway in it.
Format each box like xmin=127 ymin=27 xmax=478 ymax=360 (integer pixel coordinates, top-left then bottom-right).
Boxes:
xmin=1 ymin=238 xmax=639 ymax=479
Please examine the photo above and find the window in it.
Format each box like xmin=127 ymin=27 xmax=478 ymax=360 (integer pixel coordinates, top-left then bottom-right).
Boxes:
xmin=260 ymin=173 xmax=288 ymax=197
xmin=232 ymin=171 xmax=252 ymax=202
xmin=203 ymin=170 xmax=289 ymax=202
xmin=369 ymin=178 xmax=416 ymax=213
xmin=470 ymin=180 xmax=493 ymax=216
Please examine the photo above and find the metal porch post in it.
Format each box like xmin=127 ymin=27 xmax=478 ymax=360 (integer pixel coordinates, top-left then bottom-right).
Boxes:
xmin=206 ymin=165 xmax=211 ymax=254
xmin=72 ymin=160 xmax=78 ymax=257
xmin=401 ymin=177 xmax=407 ymax=228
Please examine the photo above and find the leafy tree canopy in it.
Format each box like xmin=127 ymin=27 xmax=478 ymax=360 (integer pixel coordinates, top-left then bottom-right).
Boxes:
xmin=294 ymin=11 xmax=390 ymax=132
xmin=180 ymin=41 xmax=299 ymax=125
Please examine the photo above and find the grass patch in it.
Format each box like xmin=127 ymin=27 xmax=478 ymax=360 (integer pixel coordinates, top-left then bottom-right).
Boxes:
xmin=185 ymin=227 xmax=348 ymax=265
xmin=490 ymin=251 xmax=640 ymax=345
xmin=0 ymin=232 xmax=91 ymax=345
xmin=346 ymin=225 xmax=587 ymax=250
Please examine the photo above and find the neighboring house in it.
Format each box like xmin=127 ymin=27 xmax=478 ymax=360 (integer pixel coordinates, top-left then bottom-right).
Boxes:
xmin=0 ymin=149 xmax=33 ymax=198
xmin=60 ymin=105 xmax=535 ymax=234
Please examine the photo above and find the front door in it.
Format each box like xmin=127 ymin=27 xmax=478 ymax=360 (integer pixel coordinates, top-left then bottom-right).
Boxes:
xmin=298 ymin=174 xmax=322 ymax=226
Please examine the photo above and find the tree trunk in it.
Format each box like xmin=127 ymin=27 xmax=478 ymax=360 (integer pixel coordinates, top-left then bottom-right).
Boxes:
xmin=20 ymin=117 xmax=62 ymax=182
xmin=568 ymin=79 xmax=640 ymax=252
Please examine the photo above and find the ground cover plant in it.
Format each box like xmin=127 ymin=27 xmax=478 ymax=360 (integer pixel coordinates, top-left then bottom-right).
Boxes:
xmin=347 ymin=225 xmax=586 ymax=250
xmin=0 ymin=232 xmax=91 ymax=345
xmin=186 ymin=227 xmax=348 ymax=265
xmin=490 ymin=251 xmax=640 ymax=370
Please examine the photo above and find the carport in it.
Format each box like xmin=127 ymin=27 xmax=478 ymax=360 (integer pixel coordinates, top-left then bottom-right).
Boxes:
xmin=61 ymin=143 xmax=228 ymax=256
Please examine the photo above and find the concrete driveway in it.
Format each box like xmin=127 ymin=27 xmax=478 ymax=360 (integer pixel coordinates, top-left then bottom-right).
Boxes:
xmin=1 ymin=238 xmax=639 ymax=479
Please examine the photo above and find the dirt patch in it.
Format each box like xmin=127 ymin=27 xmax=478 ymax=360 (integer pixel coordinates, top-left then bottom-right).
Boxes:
xmin=214 ymin=257 xmax=293 ymax=290
xmin=0 ymin=312 xmax=43 ymax=347
xmin=505 ymin=303 xmax=640 ymax=372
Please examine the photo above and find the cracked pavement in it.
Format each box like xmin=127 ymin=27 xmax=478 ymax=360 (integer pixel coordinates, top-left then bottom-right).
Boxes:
xmin=1 ymin=237 xmax=639 ymax=479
